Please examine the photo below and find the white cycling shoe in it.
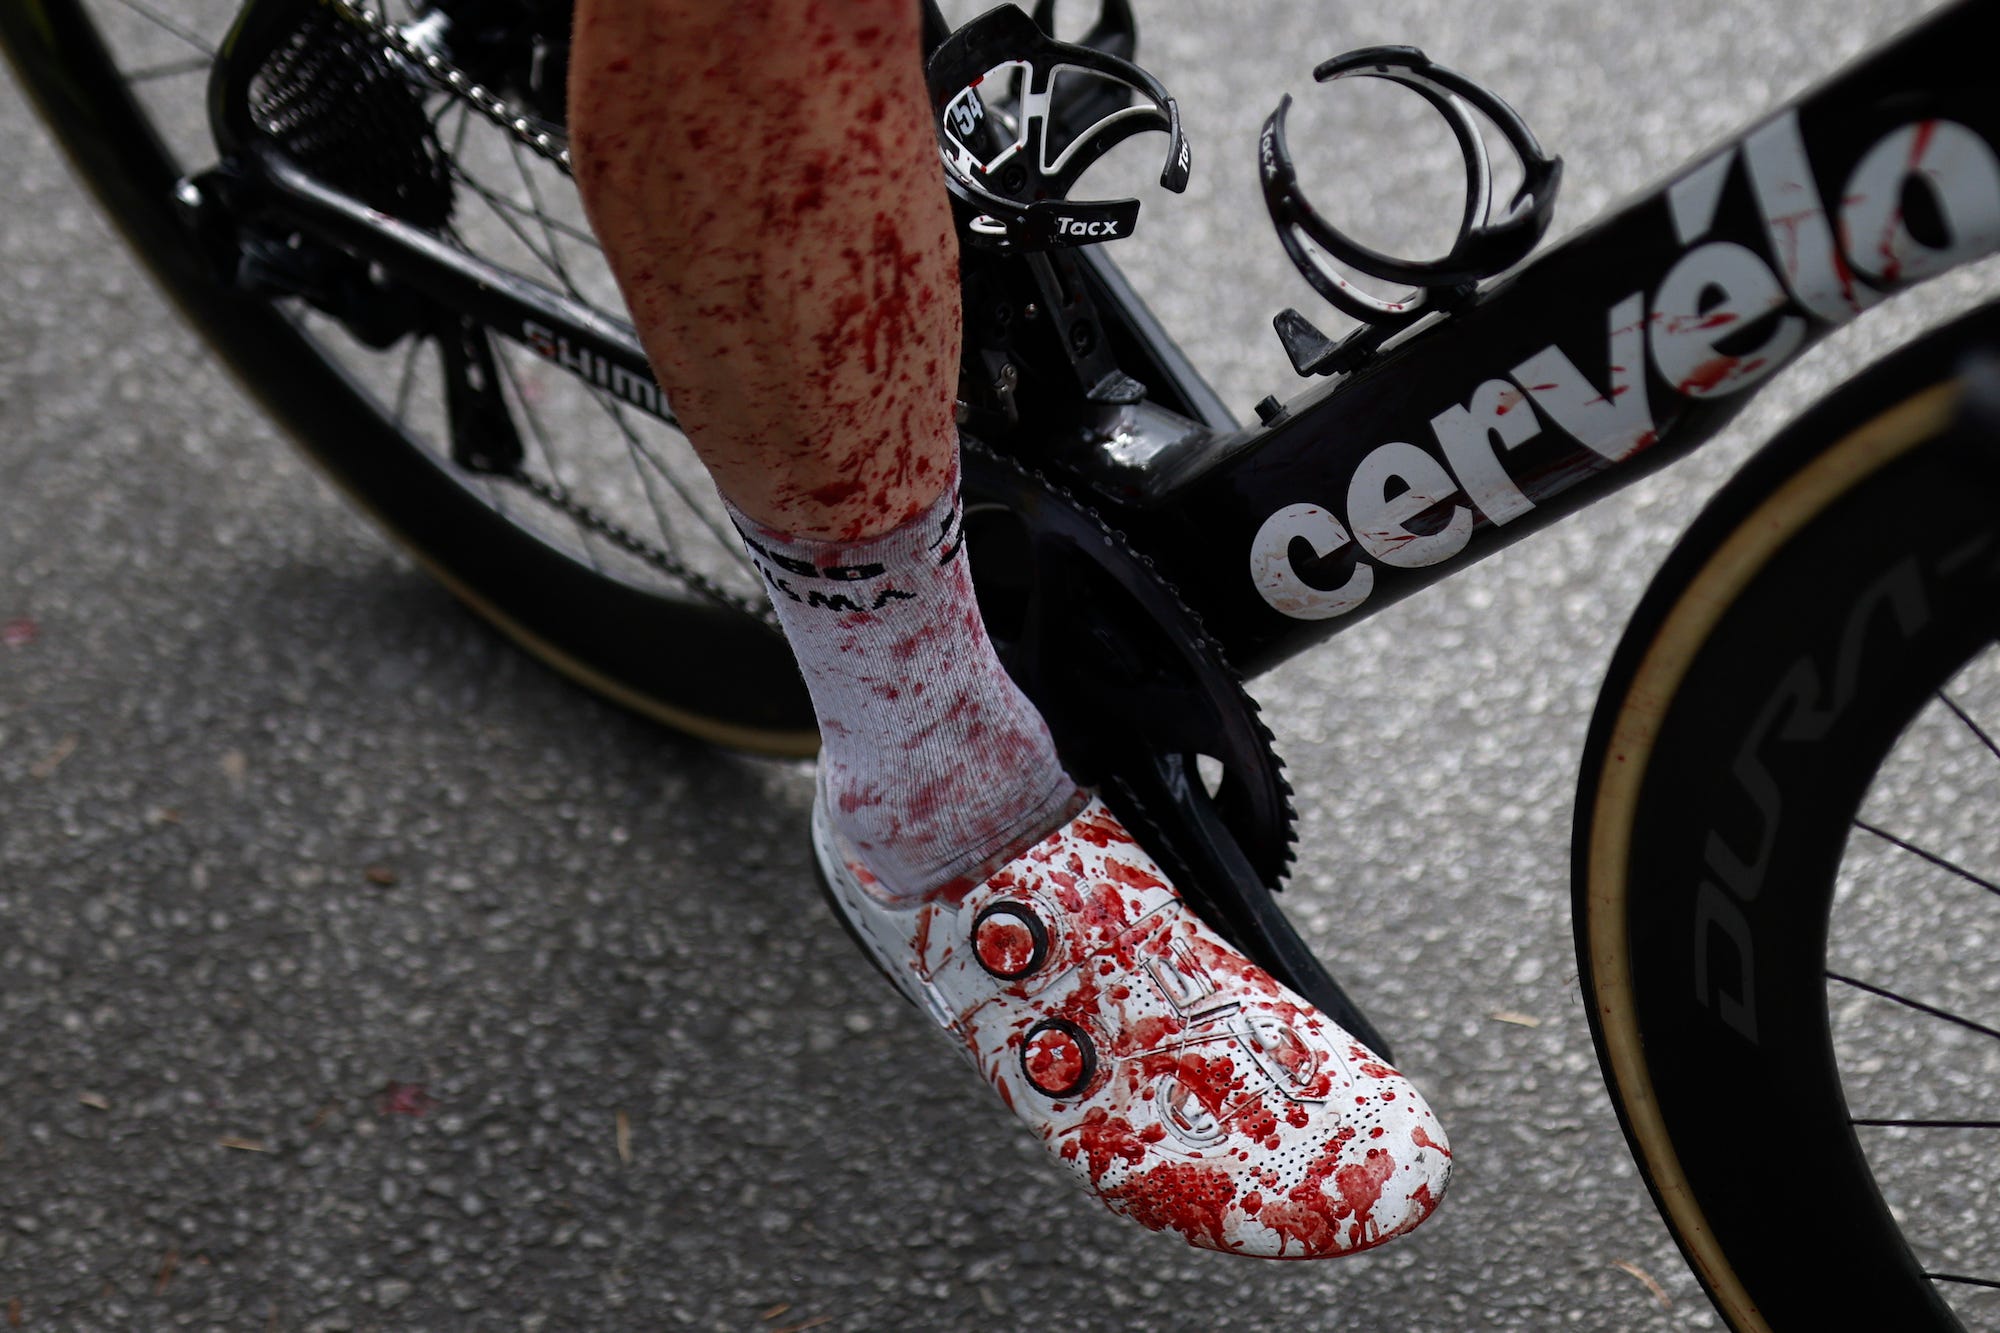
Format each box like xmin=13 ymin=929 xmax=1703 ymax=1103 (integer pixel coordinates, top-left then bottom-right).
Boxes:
xmin=812 ymin=789 xmax=1452 ymax=1258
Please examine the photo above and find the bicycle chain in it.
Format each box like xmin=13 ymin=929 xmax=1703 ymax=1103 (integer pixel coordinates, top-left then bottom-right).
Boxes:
xmin=314 ymin=0 xmax=785 ymax=625
xmin=506 ymin=471 xmax=776 ymax=626
xmin=322 ymin=0 xmax=572 ymax=173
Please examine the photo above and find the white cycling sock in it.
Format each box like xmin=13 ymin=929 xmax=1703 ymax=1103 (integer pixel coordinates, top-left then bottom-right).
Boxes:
xmin=725 ymin=460 xmax=1081 ymax=903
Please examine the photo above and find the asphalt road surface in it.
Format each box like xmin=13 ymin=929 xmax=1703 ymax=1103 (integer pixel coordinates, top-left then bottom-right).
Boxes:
xmin=3 ymin=0 xmax=1996 ymax=1329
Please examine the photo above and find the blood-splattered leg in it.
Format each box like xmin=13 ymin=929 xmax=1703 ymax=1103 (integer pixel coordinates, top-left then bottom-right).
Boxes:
xmin=569 ymin=0 xmax=956 ymax=542
xmin=569 ymin=0 xmax=1079 ymax=897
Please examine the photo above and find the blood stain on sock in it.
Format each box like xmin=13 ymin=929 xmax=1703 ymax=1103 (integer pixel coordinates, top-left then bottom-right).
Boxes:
xmin=836 ymin=784 xmax=882 ymax=814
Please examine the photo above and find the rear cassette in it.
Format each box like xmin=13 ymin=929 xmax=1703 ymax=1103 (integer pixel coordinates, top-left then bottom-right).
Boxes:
xmin=244 ymin=1 xmax=453 ymax=229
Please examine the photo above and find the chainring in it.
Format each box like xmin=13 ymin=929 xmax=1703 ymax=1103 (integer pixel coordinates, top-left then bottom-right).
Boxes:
xmin=960 ymin=443 xmax=1395 ymax=1060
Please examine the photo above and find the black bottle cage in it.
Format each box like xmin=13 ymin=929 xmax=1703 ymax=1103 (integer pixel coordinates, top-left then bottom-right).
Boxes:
xmin=1261 ymin=46 xmax=1562 ymax=330
xmin=927 ymin=4 xmax=1190 ymax=251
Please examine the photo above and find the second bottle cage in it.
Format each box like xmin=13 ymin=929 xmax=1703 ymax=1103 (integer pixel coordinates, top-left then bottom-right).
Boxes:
xmin=1262 ymin=46 xmax=1563 ymax=377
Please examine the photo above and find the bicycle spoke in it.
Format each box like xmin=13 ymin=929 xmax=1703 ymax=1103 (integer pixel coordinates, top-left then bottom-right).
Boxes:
xmin=626 ymin=426 xmax=734 ymax=546
xmin=1928 ymin=1273 xmax=2000 ymax=1291
xmin=1851 ymin=1118 xmax=2000 ymax=1129
xmin=589 ymin=391 xmax=742 ymax=560
xmin=1937 ymin=688 xmax=2000 ymax=764
xmin=444 ymin=98 xmax=475 ymax=186
xmin=491 ymin=344 xmax=606 ymax=572
xmin=433 ymin=89 xmax=472 ymax=144
xmin=507 ymin=135 xmax=585 ymax=301
xmin=1828 ymin=970 xmax=2000 ymax=1044
xmin=392 ymin=334 xmax=423 ymax=424
xmin=1852 ymin=818 xmax=2000 ymax=903
xmin=464 ymin=175 xmax=604 ymax=253
xmin=108 ymin=0 xmax=214 ymax=54
xmin=587 ymin=392 xmax=698 ymax=562
xmin=427 ymin=77 xmax=596 ymax=304
xmin=448 ymin=165 xmax=572 ymax=290
xmin=122 ymin=53 xmax=209 ymax=83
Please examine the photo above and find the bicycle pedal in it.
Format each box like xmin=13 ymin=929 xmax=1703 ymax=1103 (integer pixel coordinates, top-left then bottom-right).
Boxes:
xmin=1260 ymin=46 xmax=1562 ymax=374
xmin=926 ymin=4 xmax=1189 ymax=253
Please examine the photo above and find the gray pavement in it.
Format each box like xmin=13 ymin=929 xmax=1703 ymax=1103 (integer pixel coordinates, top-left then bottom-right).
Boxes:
xmin=2 ymin=1 xmax=1995 ymax=1329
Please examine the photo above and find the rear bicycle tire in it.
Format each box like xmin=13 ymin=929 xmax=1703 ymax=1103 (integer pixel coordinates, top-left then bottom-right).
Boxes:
xmin=1575 ymin=302 xmax=2000 ymax=1329
xmin=0 ymin=0 xmax=817 ymax=755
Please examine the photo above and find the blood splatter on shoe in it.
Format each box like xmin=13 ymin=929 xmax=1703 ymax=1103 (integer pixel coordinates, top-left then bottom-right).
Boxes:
xmin=812 ymin=790 xmax=1451 ymax=1258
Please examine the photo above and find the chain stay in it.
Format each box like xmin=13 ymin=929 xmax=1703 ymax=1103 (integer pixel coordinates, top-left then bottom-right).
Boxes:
xmin=508 ymin=471 xmax=776 ymax=627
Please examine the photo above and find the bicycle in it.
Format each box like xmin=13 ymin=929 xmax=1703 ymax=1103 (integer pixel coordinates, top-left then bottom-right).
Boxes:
xmin=2 ymin=0 xmax=1996 ymax=1325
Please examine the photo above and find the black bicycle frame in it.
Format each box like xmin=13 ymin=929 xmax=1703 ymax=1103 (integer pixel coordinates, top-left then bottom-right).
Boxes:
xmin=213 ymin=0 xmax=2000 ymax=681
xmin=1097 ymin=0 xmax=2000 ymax=678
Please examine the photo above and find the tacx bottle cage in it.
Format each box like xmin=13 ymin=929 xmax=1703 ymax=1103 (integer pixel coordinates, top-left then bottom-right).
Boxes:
xmin=927 ymin=3 xmax=1190 ymax=252
xmin=1261 ymin=46 xmax=1562 ymax=374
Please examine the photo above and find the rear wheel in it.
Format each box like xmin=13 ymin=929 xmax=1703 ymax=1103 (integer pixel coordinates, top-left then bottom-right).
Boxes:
xmin=1575 ymin=303 xmax=2000 ymax=1329
xmin=1 ymin=0 xmax=816 ymax=753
